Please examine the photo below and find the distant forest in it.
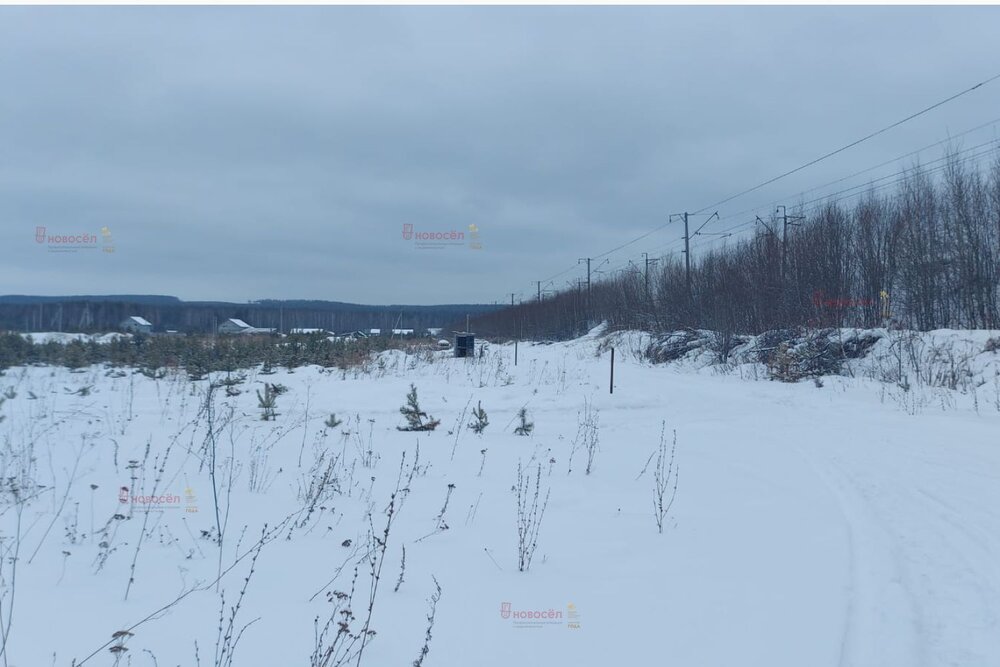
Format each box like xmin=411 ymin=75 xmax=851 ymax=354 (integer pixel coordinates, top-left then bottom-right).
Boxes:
xmin=0 ymin=295 xmax=500 ymax=335
xmin=471 ymin=150 xmax=1000 ymax=340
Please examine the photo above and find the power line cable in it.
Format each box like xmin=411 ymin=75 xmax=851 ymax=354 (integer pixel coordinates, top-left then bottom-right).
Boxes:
xmin=647 ymin=137 xmax=999 ymax=263
xmin=648 ymin=116 xmax=1000 ymax=257
xmin=688 ymin=140 xmax=1000 ymax=255
xmin=691 ymin=71 xmax=1000 ymax=215
xmin=495 ymin=72 xmax=1000 ymax=310
xmin=714 ymin=114 xmax=1000 ymax=225
xmin=575 ymin=113 xmax=1000 ymax=281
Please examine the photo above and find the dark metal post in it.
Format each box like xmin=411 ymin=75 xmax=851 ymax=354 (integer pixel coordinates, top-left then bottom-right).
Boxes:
xmin=684 ymin=212 xmax=691 ymax=298
xmin=610 ymin=347 xmax=615 ymax=394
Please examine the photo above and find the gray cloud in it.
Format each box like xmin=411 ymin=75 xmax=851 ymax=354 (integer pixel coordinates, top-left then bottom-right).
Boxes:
xmin=2 ymin=6 xmax=999 ymax=304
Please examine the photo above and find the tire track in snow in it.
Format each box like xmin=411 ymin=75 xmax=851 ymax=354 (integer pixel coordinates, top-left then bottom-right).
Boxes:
xmin=793 ymin=446 xmax=924 ymax=667
xmin=799 ymin=442 xmax=1000 ymax=667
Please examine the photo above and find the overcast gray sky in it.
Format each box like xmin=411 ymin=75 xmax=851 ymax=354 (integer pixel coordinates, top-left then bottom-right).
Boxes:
xmin=2 ymin=6 xmax=999 ymax=305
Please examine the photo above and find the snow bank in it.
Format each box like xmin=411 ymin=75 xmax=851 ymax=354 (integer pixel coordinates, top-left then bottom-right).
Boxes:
xmin=640 ymin=327 xmax=1000 ymax=390
xmin=18 ymin=331 xmax=130 ymax=344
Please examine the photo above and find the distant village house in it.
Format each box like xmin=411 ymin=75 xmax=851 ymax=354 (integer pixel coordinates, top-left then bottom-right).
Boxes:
xmin=218 ymin=318 xmax=276 ymax=335
xmin=120 ymin=316 xmax=152 ymax=334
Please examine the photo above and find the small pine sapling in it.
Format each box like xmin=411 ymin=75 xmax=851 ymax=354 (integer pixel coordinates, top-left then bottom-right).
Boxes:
xmin=513 ymin=408 xmax=534 ymax=436
xmin=256 ymin=383 xmax=280 ymax=421
xmin=468 ymin=401 xmax=489 ymax=434
xmin=397 ymin=384 xmax=440 ymax=432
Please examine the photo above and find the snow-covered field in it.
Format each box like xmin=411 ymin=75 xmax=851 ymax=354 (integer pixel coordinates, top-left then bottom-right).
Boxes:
xmin=1 ymin=331 xmax=999 ymax=666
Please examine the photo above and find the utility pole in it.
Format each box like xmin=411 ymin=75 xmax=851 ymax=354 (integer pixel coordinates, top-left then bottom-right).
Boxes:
xmin=510 ymin=293 xmax=516 ymax=307
xmin=684 ymin=212 xmax=690 ymax=297
xmin=669 ymin=210 xmax=719 ymax=304
xmin=642 ymin=252 xmax=659 ymax=293
xmin=670 ymin=212 xmax=691 ymax=298
xmin=776 ymin=205 xmax=805 ymax=282
xmin=755 ymin=214 xmax=780 ymax=277
xmin=536 ymin=281 xmax=542 ymax=303
xmin=578 ymin=258 xmax=592 ymax=300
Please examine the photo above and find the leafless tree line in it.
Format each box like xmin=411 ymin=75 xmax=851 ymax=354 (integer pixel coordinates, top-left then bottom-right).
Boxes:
xmin=471 ymin=150 xmax=1000 ymax=338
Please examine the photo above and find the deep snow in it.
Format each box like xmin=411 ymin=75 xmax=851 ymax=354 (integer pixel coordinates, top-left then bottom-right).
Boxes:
xmin=1 ymin=331 xmax=998 ymax=666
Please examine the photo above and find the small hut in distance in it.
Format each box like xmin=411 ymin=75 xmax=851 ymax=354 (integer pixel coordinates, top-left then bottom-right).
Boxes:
xmin=453 ymin=332 xmax=475 ymax=358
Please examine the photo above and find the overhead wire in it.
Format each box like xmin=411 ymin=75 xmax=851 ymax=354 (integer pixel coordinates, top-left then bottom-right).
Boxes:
xmin=495 ymin=71 xmax=1000 ymax=308
xmin=690 ymin=71 xmax=1000 ymax=215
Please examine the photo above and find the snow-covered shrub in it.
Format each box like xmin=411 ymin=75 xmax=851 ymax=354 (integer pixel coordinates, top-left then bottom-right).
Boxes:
xmin=708 ymin=330 xmax=749 ymax=364
xmin=766 ymin=338 xmax=843 ymax=382
xmin=765 ymin=330 xmax=870 ymax=382
xmin=645 ymin=330 xmax=708 ymax=363
xmin=747 ymin=329 xmax=798 ymax=365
